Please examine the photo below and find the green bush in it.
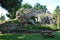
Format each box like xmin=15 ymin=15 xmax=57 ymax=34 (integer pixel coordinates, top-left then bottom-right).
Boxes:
xmin=30 ymin=16 xmax=36 ymax=22
xmin=20 ymin=23 xmax=52 ymax=30
xmin=12 ymin=20 xmax=20 ymax=24
xmin=21 ymin=24 xmax=34 ymax=30
xmin=38 ymin=27 xmax=52 ymax=30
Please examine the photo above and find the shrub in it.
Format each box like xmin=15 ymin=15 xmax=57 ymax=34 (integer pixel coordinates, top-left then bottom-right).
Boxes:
xmin=30 ymin=16 xmax=36 ymax=22
xmin=20 ymin=23 xmax=52 ymax=30
xmin=38 ymin=27 xmax=52 ymax=30
xmin=11 ymin=20 xmax=20 ymax=24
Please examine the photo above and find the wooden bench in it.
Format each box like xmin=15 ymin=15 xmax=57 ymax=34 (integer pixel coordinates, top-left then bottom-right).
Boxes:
xmin=40 ymin=30 xmax=54 ymax=38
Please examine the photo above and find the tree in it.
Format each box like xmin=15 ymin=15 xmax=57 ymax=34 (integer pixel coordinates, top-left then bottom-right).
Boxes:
xmin=33 ymin=3 xmax=47 ymax=11
xmin=33 ymin=3 xmax=41 ymax=10
xmin=53 ymin=6 xmax=60 ymax=20
xmin=54 ymin=6 xmax=60 ymax=29
xmin=55 ymin=6 xmax=60 ymax=11
xmin=0 ymin=0 xmax=23 ymax=19
xmin=21 ymin=3 xmax=32 ymax=9
xmin=42 ymin=6 xmax=47 ymax=13
xmin=55 ymin=6 xmax=60 ymax=14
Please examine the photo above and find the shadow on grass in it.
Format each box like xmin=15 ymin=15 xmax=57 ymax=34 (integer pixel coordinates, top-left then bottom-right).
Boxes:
xmin=0 ymin=34 xmax=26 ymax=40
xmin=0 ymin=32 xmax=60 ymax=40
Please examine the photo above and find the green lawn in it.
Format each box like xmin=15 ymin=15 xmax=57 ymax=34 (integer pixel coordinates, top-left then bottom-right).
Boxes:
xmin=0 ymin=32 xmax=60 ymax=40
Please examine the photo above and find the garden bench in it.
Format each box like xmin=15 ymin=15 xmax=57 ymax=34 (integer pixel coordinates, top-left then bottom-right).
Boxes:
xmin=40 ymin=30 xmax=54 ymax=38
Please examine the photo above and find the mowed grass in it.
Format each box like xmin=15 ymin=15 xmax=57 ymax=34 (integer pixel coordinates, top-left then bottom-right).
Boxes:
xmin=0 ymin=32 xmax=60 ymax=40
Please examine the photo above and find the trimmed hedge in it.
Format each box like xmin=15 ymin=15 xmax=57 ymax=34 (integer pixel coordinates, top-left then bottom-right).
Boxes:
xmin=20 ymin=24 xmax=52 ymax=30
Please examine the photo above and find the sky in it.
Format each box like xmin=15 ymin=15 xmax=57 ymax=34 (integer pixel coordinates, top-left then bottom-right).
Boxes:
xmin=0 ymin=0 xmax=60 ymax=20
xmin=0 ymin=6 xmax=9 ymax=20
xmin=22 ymin=0 xmax=60 ymax=13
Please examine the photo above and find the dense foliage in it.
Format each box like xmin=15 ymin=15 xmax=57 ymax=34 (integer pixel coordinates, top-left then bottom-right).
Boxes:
xmin=0 ymin=0 xmax=22 ymax=19
xmin=33 ymin=3 xmax=47 ymax=12
xmin=21 ymin=3 xmax=32 ymax=9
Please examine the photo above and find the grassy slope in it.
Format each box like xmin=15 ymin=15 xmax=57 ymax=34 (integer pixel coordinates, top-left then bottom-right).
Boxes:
xmin=0 ymin=32 xmax=60 ymax=40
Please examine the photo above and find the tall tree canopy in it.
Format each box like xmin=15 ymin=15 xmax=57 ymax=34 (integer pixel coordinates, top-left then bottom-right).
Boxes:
xmin=54 ymin=6 xmax=60 ymax=17
xmin=21 ymin=3 xmax=32 ymax=9
xmin=55 ymin=6 xmax=60 ymax=12
xmin=0 ymin=0 xmax=22 ymax=19
xmin=54 ymin=6 xmax=60 ymax=29
xmin=56 ymin=6 xmax=60 ymax=10
xmin=33 ymin=3 xmax=47 ymax=12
